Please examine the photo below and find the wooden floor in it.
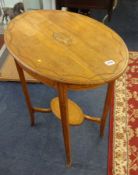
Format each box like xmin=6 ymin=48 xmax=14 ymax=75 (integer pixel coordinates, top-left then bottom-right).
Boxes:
xmin=0 ymin=54 xmax=39 ymax=83
xmin=0 ymin=33 xmax=39 ymax=82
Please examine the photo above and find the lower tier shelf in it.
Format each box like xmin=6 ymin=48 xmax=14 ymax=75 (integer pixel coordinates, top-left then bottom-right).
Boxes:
xmin=51 ymin=97 xmax=101 ymax=125
xmin=51 ymin=97 xmax=84 ymax=125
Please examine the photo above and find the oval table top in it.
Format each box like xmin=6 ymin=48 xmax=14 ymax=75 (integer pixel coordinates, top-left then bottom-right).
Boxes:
xmin=5 ymin=10 xmax=129 ymax=86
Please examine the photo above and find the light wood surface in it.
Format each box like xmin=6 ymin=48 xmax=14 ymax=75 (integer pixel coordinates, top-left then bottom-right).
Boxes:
xmin=51 ymin=97 xmax=103 ymax=125
xmin=0 ymin=54 xmax=38 ymax=82
xmin=4 ymin=10 xmax=129 ymax=167
xmin=84 ymin=115 xmax=101 ymax=124
xmin=4 ymin=10 xmax=128 ymax=88
xmin=51 ymin=97 xmax=84 ymax=125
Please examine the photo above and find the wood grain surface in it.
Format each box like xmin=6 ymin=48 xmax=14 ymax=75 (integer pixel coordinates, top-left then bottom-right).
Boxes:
xmin=51 ymin=97 xmax=84 ymax=125
xmin=4 ymin=10 xmax=129 ymax=87
xmin=0 ymin=54 xmax=38 ymax=82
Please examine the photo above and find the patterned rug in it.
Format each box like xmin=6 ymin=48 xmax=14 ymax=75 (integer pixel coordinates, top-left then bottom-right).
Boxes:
xmin=108 ymin=52 xmax=138 ymax=175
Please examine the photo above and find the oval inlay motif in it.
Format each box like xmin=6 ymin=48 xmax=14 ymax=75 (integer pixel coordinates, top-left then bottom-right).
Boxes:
xmin=53 ymin=32 xmax=72 ymax=46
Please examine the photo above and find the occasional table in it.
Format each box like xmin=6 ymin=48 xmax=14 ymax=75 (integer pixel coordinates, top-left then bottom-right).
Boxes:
xmin=4 ymin=10 xmax=129 ymax=166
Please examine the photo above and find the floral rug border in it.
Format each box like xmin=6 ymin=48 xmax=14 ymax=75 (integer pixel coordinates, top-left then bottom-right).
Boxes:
xmin=108 ymin=51 xmax=138 ymax=175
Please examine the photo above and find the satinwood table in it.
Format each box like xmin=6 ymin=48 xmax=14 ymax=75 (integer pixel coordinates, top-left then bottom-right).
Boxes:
xmin=4 ymin=10 xmax=129 ymax=167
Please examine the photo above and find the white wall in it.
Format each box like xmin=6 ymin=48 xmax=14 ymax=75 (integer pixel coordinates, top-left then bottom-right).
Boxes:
xmin=43 ymin=0 xmax=55 ymax=9
xmin=23 ymin=0 xmax=41 ymax=10
xmin=5 ymin=0 xmax=23 ymax=7
xmin=4 ymin=0 xmax=56 ymax=9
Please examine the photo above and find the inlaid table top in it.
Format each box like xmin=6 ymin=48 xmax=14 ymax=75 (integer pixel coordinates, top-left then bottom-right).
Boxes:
xmin=4 ymin=10 xmax=129 ymax=86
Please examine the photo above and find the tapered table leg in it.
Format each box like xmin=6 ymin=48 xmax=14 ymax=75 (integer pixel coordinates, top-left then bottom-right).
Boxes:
xmin=57 ymin=83 xmax=71 ymax=167
xmin=100 ymin=81 xmax=114 ymax=137
xmin=14 ymin=59 xmax=35 ymax=126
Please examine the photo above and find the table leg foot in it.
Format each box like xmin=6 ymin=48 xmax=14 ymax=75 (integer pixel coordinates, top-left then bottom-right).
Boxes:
xmin=31 ymin=120 xmax=35 ymax=127
xmin=66 ymin=160 xmax=72 ymax=168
